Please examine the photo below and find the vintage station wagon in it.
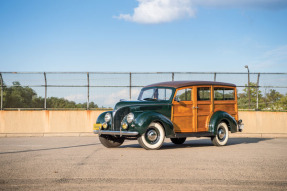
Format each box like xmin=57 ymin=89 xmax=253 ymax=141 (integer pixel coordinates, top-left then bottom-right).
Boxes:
xmin=93 ymin=81 xmax=243 ymax=150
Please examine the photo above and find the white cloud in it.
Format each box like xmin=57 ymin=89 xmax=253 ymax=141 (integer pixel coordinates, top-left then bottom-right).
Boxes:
xmin=116 ymin=0 xmax=287 ymax=24
xmin=250 ymin=45 xmax=287 ymax=70
xmin=116 ymin=0 xmax=195 ymax=24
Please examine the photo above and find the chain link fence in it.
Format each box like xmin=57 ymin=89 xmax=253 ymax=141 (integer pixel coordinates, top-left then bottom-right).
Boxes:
xmin=0 ymin=72 xmax=286 ymax=111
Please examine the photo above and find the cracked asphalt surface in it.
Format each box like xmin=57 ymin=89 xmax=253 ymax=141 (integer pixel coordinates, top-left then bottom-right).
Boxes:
xmin=0 ymin=137 xmax=286 ymax=191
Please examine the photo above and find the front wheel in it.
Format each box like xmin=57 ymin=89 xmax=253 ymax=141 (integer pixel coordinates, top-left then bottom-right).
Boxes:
xmin=211 ymin=122 xmax=229 ymax=146
xmin=99 ymin=135 xmax=125 ymax=148
xmin=138 ymin=122 xmax=165 ymax=150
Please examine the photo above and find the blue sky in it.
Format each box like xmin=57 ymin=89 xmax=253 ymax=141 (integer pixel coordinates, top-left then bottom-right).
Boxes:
xmin=0 ymin=0 xmax=287 ymax=73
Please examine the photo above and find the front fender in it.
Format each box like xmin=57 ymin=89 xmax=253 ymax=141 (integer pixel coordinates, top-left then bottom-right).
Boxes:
xmin=209 ymin=111 xmax=238 ymax=135
xmin=134 ymin=111 xmax=174 ymax=137
xmin=96 ymin=111 xmax=112 ymax=124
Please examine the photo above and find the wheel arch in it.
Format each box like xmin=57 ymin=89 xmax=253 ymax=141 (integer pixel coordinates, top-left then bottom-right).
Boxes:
xmin=208 ymin=111 xmax=237 ymax=135
xmin=134 ymin=111 xmax=175 ymax=137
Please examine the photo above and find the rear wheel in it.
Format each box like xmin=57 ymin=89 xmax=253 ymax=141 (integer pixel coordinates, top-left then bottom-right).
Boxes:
xmin=138 ymin=122 xmax=165 ymax=150
xmin=170 ymin=138 xmax=186 ymax=144
xmin=99 ymin=135 xmax=125 ymax=148
xmin=211 ymin=122 xmax=229 ymax=146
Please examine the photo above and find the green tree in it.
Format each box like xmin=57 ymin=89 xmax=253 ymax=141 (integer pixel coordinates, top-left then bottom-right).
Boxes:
xmin=3 ymin=81 xmax=37 ymax=108
xmin=2 ymin=81 xmax=98 ymax=109
xmin=263 ymin=89 xmax=284 ymax=111
xmin=237 ymin=82 xmax=263 ymax=110
xmin=278 ymin=93 xmax=287 ymax=110
xmin=238 ymin=82 xmax=287 ymax=111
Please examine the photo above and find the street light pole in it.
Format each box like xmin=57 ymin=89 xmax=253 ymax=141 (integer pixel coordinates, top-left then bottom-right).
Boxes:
xmin=245 ymin=65 xmax=251 ymax=109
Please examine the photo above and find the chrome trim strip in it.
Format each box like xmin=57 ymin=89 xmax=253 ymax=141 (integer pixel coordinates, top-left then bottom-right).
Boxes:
xmin=93 ymin=130 xmax=139 ymax=136
xmin=112 ymin=110 xmax=116 ymax=131
xmin=116 ymin=103 xmax=172 ymax=108
xmin=113 ymin=109 xmax=118 ymax=131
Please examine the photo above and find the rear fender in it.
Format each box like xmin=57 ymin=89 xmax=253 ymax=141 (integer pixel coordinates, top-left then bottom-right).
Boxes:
xmin=209 ymin=111 xmax=238 ymax=135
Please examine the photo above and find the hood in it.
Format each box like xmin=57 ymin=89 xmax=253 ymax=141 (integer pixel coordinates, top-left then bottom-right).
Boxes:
xmin=114 ymin=100 xmax=169 ymax=111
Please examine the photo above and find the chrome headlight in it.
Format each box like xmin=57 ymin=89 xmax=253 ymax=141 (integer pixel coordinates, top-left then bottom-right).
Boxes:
xmin=126 ymin=113 xmax=134 ymax=123
xmin=104 ymin=113 xmax=111 ymax=122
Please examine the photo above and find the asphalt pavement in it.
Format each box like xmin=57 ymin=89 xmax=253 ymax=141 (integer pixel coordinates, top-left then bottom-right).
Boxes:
xmin=0 ymin=136 xmax=286 ymax=191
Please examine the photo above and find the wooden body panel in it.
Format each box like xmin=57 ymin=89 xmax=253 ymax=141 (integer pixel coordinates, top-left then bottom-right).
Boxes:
xmin=214 ymin=101 xmax=236 ymax=117
xmin=196 ymin=101 xmax=212 ymax=132
xmin=172 ymin=85 xmax=238 ymax=134
xmin=172 ymin=86 xmax=194 ymax=133
xmin=173 ymin=101 xmax=194 ymax=132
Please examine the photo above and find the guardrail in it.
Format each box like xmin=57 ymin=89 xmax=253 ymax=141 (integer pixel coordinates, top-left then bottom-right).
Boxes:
xmin=0 ymin=72 xmax=287 ymax=111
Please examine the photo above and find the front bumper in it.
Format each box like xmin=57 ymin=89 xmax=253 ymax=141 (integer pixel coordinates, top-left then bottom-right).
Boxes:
xmin=93 ymin=130 xmax=139 ymax=136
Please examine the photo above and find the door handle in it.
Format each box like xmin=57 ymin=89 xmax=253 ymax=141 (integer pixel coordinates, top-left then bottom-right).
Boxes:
xmin=193 ymin=106 xmax=199 ymax=109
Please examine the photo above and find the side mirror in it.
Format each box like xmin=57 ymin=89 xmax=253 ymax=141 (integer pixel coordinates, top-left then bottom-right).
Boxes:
xmin=174 ymin=97 xmax=180 ymax=102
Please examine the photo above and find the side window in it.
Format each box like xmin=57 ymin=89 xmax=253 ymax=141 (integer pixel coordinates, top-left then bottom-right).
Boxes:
xmin=214 ymin=88 xmax=224 ymax=100
xmin=175 ymin=88 xmax=192 ymax=101
xmin=214 ymin=87 xmax=235 ymax=100
xmin=157 ymin=89 xmax=172 ymax=100
xmin=197 ymin=87 xmax=210 ymax=101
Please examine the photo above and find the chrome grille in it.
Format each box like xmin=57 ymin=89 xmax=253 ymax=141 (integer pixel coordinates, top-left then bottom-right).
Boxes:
xmin=113 ymin=107 xmax=130 ymax=131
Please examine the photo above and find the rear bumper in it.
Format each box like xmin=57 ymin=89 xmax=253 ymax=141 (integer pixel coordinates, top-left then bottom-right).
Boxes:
xmin=93 ymin=130 xmax=139 ymax=136
xmin=238 ymin=120 xmax=244 ymax=132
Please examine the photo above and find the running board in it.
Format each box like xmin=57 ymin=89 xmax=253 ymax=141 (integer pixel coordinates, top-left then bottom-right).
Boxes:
xmin=169 ymin=132 xmax=214 ymax=138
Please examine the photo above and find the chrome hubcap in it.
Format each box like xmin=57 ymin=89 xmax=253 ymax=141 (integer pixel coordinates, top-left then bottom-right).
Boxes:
xmin=218 ymin=128 xmax=226 ymax=140
xmin=147 ymin=130 xmax=158 ymax=142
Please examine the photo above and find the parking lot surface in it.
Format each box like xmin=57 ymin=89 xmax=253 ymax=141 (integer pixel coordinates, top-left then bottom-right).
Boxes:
xmin=0 ymin=137 xmax=286 ymax=191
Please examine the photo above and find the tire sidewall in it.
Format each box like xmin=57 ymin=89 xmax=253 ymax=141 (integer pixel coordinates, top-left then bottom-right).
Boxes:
xmin=139 ymin=122 xmax=165 ymax=150
xmin=214 ymin=122 xmax=229 ymax=146
xmin=99 ymin=135 xmax=124 ymax=148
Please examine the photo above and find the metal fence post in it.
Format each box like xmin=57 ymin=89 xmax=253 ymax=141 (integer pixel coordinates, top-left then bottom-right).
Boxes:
xmin=246 ymin=68 xmax=251 ymax=109
xmin=172 ymin=72 xmax=174 ymax=81
xmin=256 ymin=73 xmax=260 ymax=110
xmin=44 ymin=72 xmax=47 ymax=110
xmin=87 ymin=72 xmax=90 ymax=110
xmin=0 ymin=73 xmax=3 ymax=110
xmin=214 ymin=73 xmax=217 ymax=81
xmin=129 ymin=72 xmax=132 ymax=100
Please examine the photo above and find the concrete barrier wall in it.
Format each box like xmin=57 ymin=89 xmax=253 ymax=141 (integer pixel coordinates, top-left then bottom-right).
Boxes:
xmin=0 ymin=111 xmax=286 ymax=137
xmin=0 ymin=110 xmax=103 ymax=137
xmin=235 ymin=112 xmax=287 ymax=138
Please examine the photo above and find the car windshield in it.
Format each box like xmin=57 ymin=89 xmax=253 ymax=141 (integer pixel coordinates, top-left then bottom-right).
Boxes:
xmin=138 ymin=88 xmax=173 ymax=101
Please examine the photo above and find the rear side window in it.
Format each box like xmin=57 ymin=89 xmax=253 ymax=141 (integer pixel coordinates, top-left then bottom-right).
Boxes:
xmin=214 ymin=87 xmax=235 ymax=100
xmin=197 ymin=87 xmax=210 ymax=101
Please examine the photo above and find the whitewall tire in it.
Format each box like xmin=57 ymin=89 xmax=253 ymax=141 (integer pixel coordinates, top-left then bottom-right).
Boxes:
xmin=211 ymin=122 xmax=229 ymax=146
xmin=138 ymin=122 xmax=165 ymax=150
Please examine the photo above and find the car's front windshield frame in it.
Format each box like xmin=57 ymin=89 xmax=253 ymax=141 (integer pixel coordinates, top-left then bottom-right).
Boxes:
xmin=138 ymin=87 xmax=175 ymax=102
